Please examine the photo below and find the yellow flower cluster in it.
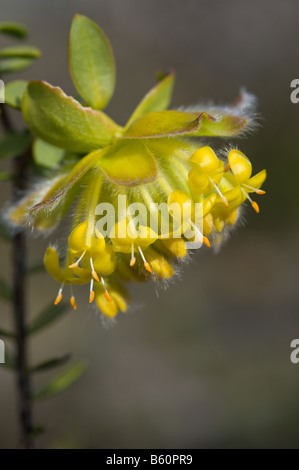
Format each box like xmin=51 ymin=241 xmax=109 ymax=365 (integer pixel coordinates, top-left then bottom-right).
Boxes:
xmin=44 ymin=145 xmax=266 ymax=317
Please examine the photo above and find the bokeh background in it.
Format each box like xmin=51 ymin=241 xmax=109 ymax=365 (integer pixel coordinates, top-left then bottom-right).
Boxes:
xmin=1 ymin=0 xmax=299 ymax=449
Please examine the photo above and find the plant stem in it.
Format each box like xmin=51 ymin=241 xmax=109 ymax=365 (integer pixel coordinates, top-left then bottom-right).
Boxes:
xmin=0 ymin=103 xmax=34 ymax=448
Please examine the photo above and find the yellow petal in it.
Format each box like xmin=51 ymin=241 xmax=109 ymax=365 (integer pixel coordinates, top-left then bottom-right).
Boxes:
xmin=210 ymin=160 xmax=224 ymax=185
xmin=96 ymin=292 xmax=119 ymax=317
xmin=189 ymin=146 xmax=219 ymax=173
xmin=203 ymin=214 xmax=213 ymax=236
xmin=245 ymin=169 xmax=267 ymax=191
xmin=222 ymin=186 xmax=243 ymax=204
xmin=146 ymin=248 xmax=174 ymax=278
xmin=202 ymin=193 xmax=217 ymax=217
xmin=228 ymin=149 xmax=252 ymax=184
xmin=95 ymin=282 xmax=129 ymax=317
xmin=160 ymin=238 xmax=187 ymax=258
xmin=188 ymin=167 xmax=210 ymax=193
xmin=110 ymin=219 xmax=157 ymax=252
xmin=68 ymin=220 xmax=88 ymax=252
xmin=44 ymin=247 xmax=65 ymax=283
xmin=167 ymin=190 xmax=194 ymax=221
xmin=91 ymin=232 xmax=107 ymax=254
xmin=93 ymin=245 xmax=116 ymax=276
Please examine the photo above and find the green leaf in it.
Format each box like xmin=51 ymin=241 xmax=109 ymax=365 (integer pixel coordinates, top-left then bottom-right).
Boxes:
xmin=0 ymin=130 xmax=31 ymax=159
xmin=126 ymin=73 xmax=175 ymax=129
xmin=0 ymin=58 xmax=36 ymax=75
xmin=27 ymin=302 xmax=69 ymax=335
xmin=123 ymin=110 xmax=249 ymax=139
xmin=0 ymin=279 xmax=12 ymax=301
xmin=0 ymin=327 xmax=15 ymax=339
xmin=0 ymin=22 xmax=27 ymax=38
xmin=0 ymin=46 xmax=41 ymax=59
xmin=33 ymin=362 xmax=87 ymax=401
xmin=4 ymin=80 xmax=28 ymax=110
xmin=22 ymin=81 xmax=121 ymax=152
xmin=33 ymin=139 xmax=65 ymax=169
xmin=30 ymin=354 xmax=71 ymax=374
xmin=98 ymin=140 xmax=158 ymax=186
xmin=69 ymin=14 xmax=115 ymax=109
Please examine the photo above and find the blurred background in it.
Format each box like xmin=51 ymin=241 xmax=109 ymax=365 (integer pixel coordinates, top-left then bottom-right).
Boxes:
xmin=1 ymin=0 xmax=299 ymax=449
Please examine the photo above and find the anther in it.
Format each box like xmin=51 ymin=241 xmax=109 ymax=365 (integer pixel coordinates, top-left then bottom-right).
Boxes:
xmin=90 ymin=258 xmax=100 ymax=282
xmin=138 ymin=246 xmax=152 ymax=273
xmin=130 ymin=244 xmax=136 ymax=267
xmin=191 ymin=221 xmax=211 ymax=248
xmin=54 ymin=284 xmax=64 ymax=305
xmin=89 ymin=279 xmax=95 ymax=303
xmin=101 ymin=277 xmax=113 ymax=303
xmin=70 ymin=296 xmax=77 ymax=310
xmin=241 ymin=188 xmax=260 ymax=213
xmin=69 ymin=286 xmax=77 ymax=310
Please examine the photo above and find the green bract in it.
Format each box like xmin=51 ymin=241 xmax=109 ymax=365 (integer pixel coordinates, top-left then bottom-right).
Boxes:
xmin=22 ymin=81 xmax=121 ymax=152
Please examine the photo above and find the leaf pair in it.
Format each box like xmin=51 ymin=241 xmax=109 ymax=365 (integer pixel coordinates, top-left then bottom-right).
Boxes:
xmin=0 ymin=22 xmax=41 ymax=75
xmin=22 ymin=79 xmax=249 ymax=155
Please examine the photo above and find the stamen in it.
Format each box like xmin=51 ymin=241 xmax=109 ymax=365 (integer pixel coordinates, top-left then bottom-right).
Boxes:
xmin=89 ymin=279 xmax=95 ymax=303
xmin=101 ymin=277 xmax=113 ymax=302
xmin=130 ymin=243 xmax=136 ymax=267
xmin=251 ymin=201 xmax=260 ymax=213
xmin=70 ymin=296 xmax=77 ymax=310
xmin=70 ymin=285 xmax=77 ymax=310
xmin=138 ymin=246 xmax=152 ymax=273
xmin=224 ymin=163 xmax=230 ymax=172
xmin=210 ymin=178 xmax=229 ymax=207
xmin=190 ymin=221 xmax=211 ymax=248
xmin=54 ymin=283 xmax=64 ymax=305
xmin=241 ymin=188 xmax=260 ymax=213
xmin=69 ymin=250 xmax=86 ymax=269
xmin=242 ymin=183 xmax=266 ymax=195
xmin=90 ymin=258 xmax=100 ymax=282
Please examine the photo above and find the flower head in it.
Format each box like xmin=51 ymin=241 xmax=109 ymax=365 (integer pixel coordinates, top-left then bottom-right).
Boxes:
xmin=9 ymin=15 xmax=267 ymax=319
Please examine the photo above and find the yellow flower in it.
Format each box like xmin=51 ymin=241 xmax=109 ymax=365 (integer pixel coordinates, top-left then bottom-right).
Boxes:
xmin=188 ymin=146 xmax=228 ymax=207
xmin=45 ymin=220 xmax=116 ymax=309
xmin=29 ymin=143 xmax=267 ymax=318
xmin=94 ymin=280 xmax=129 ymax=318
xmin=32 ymin=142 xmax=267 ymax=318
xmin=223 ymin=149 xmax=267 ymax=213
xmin=110 ymin=218 xmax=157 ymax=273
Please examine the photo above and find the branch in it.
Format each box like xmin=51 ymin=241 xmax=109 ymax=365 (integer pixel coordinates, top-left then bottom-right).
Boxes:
xmin=0 ymin=102 xmax=34 ymax=449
